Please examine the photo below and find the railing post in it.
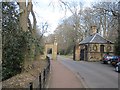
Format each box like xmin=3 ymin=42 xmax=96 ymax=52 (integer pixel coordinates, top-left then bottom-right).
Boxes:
xmin=47 ymin=56 xmax=50 ymax=73
xmin=40 ymin=56 xmax=51 ymax=88
xmin=43 ymin=69 xmax=46 ymax=88
xmin=39 ymin=73 xmax=42 ymax=90
xmin=29 ymin=82 xmax=33 ymax=90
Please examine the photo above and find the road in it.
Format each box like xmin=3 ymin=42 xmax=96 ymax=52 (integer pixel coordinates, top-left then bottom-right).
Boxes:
xmin=54 ymin=55 xmax=119 ymax=88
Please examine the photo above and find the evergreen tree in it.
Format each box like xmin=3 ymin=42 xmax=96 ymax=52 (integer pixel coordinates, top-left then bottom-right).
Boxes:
xmin=2 ymin=2 xmax=25 ymax=81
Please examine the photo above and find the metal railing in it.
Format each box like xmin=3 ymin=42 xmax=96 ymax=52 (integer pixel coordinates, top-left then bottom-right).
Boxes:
xmin=28 ymin=56 xmax=50 ymax=90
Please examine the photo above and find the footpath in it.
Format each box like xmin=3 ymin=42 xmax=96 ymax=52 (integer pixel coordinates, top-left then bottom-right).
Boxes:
xmin=47 ymin=60 xmax=84 ymax=88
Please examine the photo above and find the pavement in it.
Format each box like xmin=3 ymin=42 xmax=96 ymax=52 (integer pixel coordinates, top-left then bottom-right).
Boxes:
xmin=47 ymin=59 xmax=84 ymax=88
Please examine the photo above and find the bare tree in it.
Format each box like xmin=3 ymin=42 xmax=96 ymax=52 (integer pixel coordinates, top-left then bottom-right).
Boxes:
xmin=18 ymin=0 xmax=36 ymax=33
xmin=92 ymin=2 xmax=119 ymax=40
xmin=55 ymin=1 xmax=84 ymax=59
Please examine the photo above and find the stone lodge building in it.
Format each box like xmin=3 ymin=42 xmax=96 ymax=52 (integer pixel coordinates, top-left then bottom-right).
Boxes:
xmin=75 ymin=26 xmax=114 ymax=61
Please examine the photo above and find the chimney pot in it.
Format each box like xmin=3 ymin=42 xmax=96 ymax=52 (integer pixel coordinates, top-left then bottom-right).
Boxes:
xmin=91 ymin=26 xmax=97 ymax=35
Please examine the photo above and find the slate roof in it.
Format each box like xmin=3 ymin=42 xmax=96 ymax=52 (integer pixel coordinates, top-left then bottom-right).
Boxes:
xmin=79 ymin=33 xmax=113 ymax=44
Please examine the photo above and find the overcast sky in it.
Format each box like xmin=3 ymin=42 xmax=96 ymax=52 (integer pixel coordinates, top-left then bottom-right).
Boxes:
xmin=29 ymin=0 xmax=93 ymax=35
xmin=2 ymin=0 xmax=119 ymax=35
xmin=29 ymin=0 xmax=118 ymax=35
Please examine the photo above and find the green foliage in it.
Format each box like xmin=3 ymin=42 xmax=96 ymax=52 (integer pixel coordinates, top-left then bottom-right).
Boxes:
xmin=2 ymin=2 xmax=26 ymax=81
xmin=24 ymin=31 xmax=44 ymax=60
xmin=2 ymin=34 xmax=26 ymax=79
xmin=2 ymin=2 xmax=44 ymax=81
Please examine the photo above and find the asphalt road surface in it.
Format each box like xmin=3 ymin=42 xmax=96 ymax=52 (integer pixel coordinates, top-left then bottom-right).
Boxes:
xmin=54 ymin=55 xmax=119 ymax=88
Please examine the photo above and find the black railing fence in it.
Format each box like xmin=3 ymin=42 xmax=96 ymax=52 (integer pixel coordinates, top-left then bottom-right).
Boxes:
xmin=28 ymin=56 xmax=50 ymax=90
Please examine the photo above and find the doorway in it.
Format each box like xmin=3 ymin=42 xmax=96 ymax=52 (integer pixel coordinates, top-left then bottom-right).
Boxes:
xmin=47 ymin=48 xmax=52 ymax=54
xmin=84 ymin=45 xmax=88 ymax=61
xmin=80 ymin=49 xmax=84 ymax=60
xmin=100 ymin=45 xmax=104 ymax=59
xmin=44 ymin=43 xmax=57 ymax=60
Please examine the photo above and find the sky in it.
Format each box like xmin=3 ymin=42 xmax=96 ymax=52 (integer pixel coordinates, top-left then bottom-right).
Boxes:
xmin=29 ymin=0 xmax=118 ymax=36
xmin=1 ymin=0 xmax=97 ymax=35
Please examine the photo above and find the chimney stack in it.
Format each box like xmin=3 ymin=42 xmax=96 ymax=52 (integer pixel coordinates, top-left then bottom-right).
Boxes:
xmin=91 ymin=26 xmax=97 ymax=35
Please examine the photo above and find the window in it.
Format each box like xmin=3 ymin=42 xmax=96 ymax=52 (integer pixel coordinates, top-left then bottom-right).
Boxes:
xmin=100 ymin=45 xmax=104 ymax=53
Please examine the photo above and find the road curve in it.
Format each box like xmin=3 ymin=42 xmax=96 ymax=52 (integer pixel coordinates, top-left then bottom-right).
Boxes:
xmin=57 ymin=55 xmax=118 ymax=88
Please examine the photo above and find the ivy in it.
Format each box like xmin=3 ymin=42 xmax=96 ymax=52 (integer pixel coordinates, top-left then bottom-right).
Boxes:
xmin=2 ymin=2 xmax=44 ymax=81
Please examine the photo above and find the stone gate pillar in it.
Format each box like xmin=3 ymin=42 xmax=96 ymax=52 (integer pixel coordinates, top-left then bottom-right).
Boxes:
xmin=75 ymin=45 xmax=80 ymax=61
xmin=53 ymin=42 xmax=57 ymax=60
xmin=44 ymin=43 xmax=47 ymax=59
xmin=44 ymin=40 xmax=57 ymax=60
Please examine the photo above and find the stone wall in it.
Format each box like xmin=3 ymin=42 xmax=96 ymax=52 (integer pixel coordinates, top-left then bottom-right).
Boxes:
xmin=88 ymin=52 xmax=102 ymax=61
xmin=77 ymin=43 xmax=114 ymax=61
xmin=88 ymin=44 xmax=114 ymax=53
xmin=75 ymin=45 xmax=80 ymax=61
xmin=88 ymin=44 xmax=114 ymax=61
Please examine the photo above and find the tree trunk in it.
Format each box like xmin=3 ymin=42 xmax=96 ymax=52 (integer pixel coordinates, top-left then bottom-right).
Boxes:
xmin=18 ymin=2 xmax=28 ymax=32
xmin=26 ymin=1 xmax=37 ymax=61
xmin=18 ymin=1 xmax=37 ymax=70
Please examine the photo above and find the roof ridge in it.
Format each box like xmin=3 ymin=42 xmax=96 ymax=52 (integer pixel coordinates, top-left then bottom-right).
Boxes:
xmin=90 ymin=34 xmax=97 ymax=43
xmin=79 ymin=33 xmax=114 ymax=44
